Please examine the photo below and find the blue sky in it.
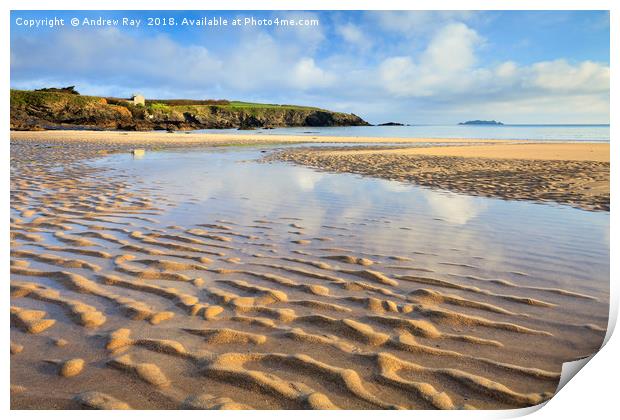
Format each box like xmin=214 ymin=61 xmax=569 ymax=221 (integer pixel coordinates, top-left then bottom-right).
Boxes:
xmin=10 ymin=10 xmax=610 ymax=124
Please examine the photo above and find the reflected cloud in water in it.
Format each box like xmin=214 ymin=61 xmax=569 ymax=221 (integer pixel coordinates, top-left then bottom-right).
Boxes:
xmin=92 ymin=146 xmax=609 ymax=295
xmin=422 ymin=190 xmax=488 ymax=225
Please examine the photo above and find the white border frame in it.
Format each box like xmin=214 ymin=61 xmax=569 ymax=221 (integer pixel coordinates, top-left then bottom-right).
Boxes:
xmin=3 ymin=2 xmax=616 ymax=420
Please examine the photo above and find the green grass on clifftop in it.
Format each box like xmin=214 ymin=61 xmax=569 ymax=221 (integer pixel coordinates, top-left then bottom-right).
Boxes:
xmin=11 ymin=89 xmax=327 ymax=115
xmin=10 ymin=89 xmax=105 ymax=107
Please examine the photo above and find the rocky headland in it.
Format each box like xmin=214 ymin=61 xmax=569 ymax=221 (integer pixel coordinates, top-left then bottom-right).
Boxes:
xmin=10 ymin=89 xmax=369 ymax=131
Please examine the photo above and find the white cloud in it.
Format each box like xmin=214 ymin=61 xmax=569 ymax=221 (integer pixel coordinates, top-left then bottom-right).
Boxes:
xmin=496 ymin=61 xmax=518 ymax=78
xmin=379 ymin=23 xmax=483 ymax=97
xmin=371 ymin=11 xmax=475 ymax=35
xmin=530 ymin=60 xmax=609 ymax=93
xmin=11 ymin=28 xmax=223 ymax=97
xmin=377 ymin=21 xmax=609 ymax=117
xmin=11 ymin=26 xmax=335 ymax=97
xmin=337 ymin=23 xmax=370 ymax=49
xmin=291 ymin=58 xmax=334 ymax=90
xmin=423 ymin=23 xmax=481 ymax=72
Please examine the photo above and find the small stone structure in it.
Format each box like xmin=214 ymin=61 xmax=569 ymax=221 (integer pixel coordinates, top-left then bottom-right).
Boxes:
xmin=130 ymin=94 xmax=145 ymax=106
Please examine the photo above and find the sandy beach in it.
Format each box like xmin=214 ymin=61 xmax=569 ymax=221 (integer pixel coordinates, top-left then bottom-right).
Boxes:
xmin=317 ymin=143 xmax=610 ymax=162
xmin=269 ymin=143 xmax=609 ymax=212
xmin=10 ymin=129 xmax=519 ymax=145
xmin=10 ymin=131 xmax=610 ymax=212
xmin=10 ymin=131 xmax=609 ymax=409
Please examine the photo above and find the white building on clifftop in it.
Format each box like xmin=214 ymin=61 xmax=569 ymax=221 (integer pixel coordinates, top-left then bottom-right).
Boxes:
xmin=130 ymin=93 xmax=145 ymax=106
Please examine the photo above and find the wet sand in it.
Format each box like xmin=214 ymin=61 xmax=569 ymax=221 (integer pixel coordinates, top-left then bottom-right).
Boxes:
xmin=10 ymin=130 xmax=517 ymax=145
xmin=269 ymin=143 xmax=609 ymax=212
xmin=10 ymin=133 xmax=608 ymax=410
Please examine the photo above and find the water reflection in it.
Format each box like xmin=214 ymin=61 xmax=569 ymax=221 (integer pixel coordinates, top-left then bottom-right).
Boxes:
xmin=422 ymin=190 xmax=488 ymax=225
xmin=93 ymin=146 xmax=609 ymax=299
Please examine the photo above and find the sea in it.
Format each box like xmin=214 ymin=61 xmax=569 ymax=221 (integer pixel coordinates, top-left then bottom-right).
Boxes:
xmin=193 ymin=124 xmax=610 ymax=142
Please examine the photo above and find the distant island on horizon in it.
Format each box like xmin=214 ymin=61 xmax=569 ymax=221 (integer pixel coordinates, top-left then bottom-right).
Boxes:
xmin=459 ymin=120 xmax=504 ymax=126
xmin=377 ymin=122 xmax=405 ymax=126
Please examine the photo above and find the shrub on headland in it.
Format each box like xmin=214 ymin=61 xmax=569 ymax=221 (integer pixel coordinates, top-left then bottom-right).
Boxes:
xmin=34 ymin=86 xmax=80 ymax=95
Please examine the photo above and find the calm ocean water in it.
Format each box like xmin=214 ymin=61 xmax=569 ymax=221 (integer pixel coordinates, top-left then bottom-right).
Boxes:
xmin=195 ymin=124 xmax=610 ymax=142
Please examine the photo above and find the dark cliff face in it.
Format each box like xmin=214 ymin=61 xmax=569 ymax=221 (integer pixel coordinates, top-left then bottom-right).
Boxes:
xmin=10 ymin=90 xmax=369 ymax=131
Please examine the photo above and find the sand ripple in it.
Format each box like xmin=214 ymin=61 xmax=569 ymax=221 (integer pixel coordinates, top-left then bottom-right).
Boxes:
xmin=10 ymin=139 xmax=607 ymax=409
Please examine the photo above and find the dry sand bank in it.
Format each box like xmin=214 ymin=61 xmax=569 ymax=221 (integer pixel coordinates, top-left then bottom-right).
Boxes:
xmin=268 ymin=143 xmax=610 ymax=212
xmin=319 ymin=143 xmax=610 ymax=162
xmin=10 ymin=134 xmax=608 ymax=409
